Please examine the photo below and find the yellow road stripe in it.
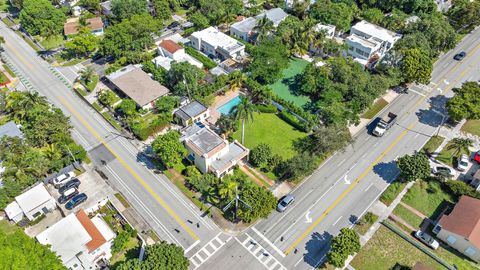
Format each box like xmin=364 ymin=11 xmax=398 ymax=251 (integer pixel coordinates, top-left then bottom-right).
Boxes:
xmin=58 ymin=96 xmax=200 ymax=241
xmin=4 ymin=42 xmax=34 ymax=70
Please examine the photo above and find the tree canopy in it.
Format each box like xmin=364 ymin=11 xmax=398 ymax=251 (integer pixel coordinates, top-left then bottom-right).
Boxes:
xmin=64 ymin=27 xmax=98 ymax=56
xmin=115 ymin=242 xmax=188 ymax=270
xmin=20 ymin=0 xmax=66 ymax=37
xmin=327 ymin=228 xmax=361 ymax=268
xmin=151 ymin=131 xmax=187 ymax=168
xmin=396 ymin=152 xmax=430 ymax=182
xmin=447 ymin=0 xmax=480 ymax=34
xmin=310 ymin=0 xmax=355 ymax=32
xmin=111 ymin=0 xmax=148 ymax=21
xmin=248 ymin=37 xmax=289 ymax=84
xmin=447 ymin=82 xmax=480 ymax=122
xmin=401 ymin=48 xmax=432 ymax=84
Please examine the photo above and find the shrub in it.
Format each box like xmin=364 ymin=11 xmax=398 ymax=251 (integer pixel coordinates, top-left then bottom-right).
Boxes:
xmin=183 ymin=166 xmax=201 ymax=177
xmin=131 ymin=113 xmax=172 ymax=140
xmin=250 ymin=143 xmax=272 ymax=167
xmin=184 ymin=46 xmax=216 ymax=69
xmin=279 ymin=110 xmax=306 ymax=131
xmin=255 ymin=104 xmax=277 ymax=113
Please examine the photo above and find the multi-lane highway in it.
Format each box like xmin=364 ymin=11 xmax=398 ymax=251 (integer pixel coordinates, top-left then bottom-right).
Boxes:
xmin=1 ymin=18 xmax=480 ymax=270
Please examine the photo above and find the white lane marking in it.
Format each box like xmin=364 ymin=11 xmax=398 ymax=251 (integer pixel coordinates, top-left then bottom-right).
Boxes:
xmin=332 ymin=216 xmax=343 ymax=226
xmin=364 ymin=136 xmax=371 ymax=142
xmin=443 ymin=62 xmax=450 ymax=68
xmin=337 ymin=158 xmax=346 ymax=166
xmin=361 ymin=153 xmax=367 ymax=158
xmin=364 ymin=182 xmax=374 ymax=192
xmin=414 ymin=133 xmax=420 ymax=139
xmin=191 ymin=233 xmax=231 ymax=270
xmin=185 ymin=240 xmax=201 ymax=254
xmin=408 ymin=88 xmax=426 ymax=97
xmin=344 ymin=174 xmax=351 ymax=185
xmin=437 ymin=87 xmax=443 ymax=93
xmin=251 ymin=228 xmax=286 ymax=258
xmin=104 ymin=165 xmax=183 ymax=248
xmin=235 ymin=236 xmax=287 ymax=270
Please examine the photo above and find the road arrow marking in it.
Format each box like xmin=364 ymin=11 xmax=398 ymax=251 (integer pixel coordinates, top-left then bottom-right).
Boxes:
xmin=305 ymin=211 xmax=312 ymax=223
xmin=344 ymin=175 xmax=351 ymax=185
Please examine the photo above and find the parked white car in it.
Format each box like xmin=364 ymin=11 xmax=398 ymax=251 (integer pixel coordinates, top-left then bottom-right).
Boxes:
xmin=431 ymin=166 xmax=455 ymax=178
xmin=415 ymin=230 xmax=439 ymax=250
xmin=53 ymin=171 xmax=75 ymax=188
xmin=457 ymin=154 xmax=469 ymax=171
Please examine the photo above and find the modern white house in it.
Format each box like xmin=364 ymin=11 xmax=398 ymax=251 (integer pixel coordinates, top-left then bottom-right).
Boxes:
xmin=5 ymin=183 xmax=56 ymax=223
xmin=181 ymin=124 xmax=249 ymax=178
xmin=314 ymin=23 xmax=336 ymax=39
xmin=174 ymin=101 xmax=209 ymax=127
xmin=152 ymin=39 xmax=203 ymax=71
xmin=190 ymin=27 xmax=245 ymax=60
xmin=106 ymin=65 xmax=170 ymax=110
xmin=230 ymin=8 xmax=288 ymax=42
xmin=345 ymin=20 xmax=402 ymax=66
xmin=434 ymin=196 xmax=480 ymax=262
xmin=36 ymin=209 xmax=116 ymax=270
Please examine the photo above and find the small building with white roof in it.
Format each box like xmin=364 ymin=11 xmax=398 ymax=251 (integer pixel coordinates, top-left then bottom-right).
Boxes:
xmin=5 ymin=183 xmax=56 ymax=223
xmin=346 ymin=20 xmax=402 ymax=66
xmin=36 ymin=209 xmax=116 ymax=270
xmin=314 ymin=23 xmax=335 ymax=39
xmin=152 ymin=39 xmax=203 ymax=71
xmin=190 ymin=27 xmax=245 ymax=60
xmin=230 ymin=8 xmax=288 ymax=42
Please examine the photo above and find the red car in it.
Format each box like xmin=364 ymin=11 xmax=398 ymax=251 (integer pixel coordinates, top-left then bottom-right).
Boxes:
xmin=474 ymin=151 xmax=480 ymax=164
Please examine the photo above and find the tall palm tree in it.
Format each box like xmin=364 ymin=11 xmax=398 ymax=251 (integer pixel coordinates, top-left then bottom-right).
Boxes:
xmin=446 ymin=138 xmax=473 ymax=157
xmin=202 ymin=186 xmax=219 ymax=204
xmin=79 ymin=66 xmax=95 ymax=84
xmin=228 ymin=70 xmax=247 ymax=91
xmin=254 ymin=16 xmax=274 ymax=43
xmin=219 ymin=179 xmax=238 ymax=201
xmin=6 ymin=91 xmax=48 ymax=120
xmin=233 ymin=96 xmax=256 ymax=145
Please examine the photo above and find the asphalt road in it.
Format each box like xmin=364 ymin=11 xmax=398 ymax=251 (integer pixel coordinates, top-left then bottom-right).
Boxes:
xmin=2 ymin=18 xmax=480 ymax=270
xmin=0 ymin=21 xmax=220 ymax=254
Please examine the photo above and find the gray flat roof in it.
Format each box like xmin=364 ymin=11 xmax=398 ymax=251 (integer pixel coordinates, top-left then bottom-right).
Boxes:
xmin=257 ymin=8 xmax=288 ymax=27
xmin=175 ymin=101 xmax=207 ymax=121
xmin=231 ymin=17 xmax=257 ymax=33
xmin=0 ymin=121 xmax=23 ymax=139
xmin=211 ymin=142 xmax=248 ymax=172
xmin=187 ymin=128 xmax=224 ymax=155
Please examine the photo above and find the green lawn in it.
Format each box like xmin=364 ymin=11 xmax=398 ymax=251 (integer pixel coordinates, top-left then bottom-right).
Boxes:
xmin=380 ymin=181 xmax=407 ymax=206
xmin=422 ymin=135 xmax=445 ymax=154
xmin=268 ymin=58 xmax=311 ymax=107
xmin=437 ymin=246 xmax=480 ymax=270
xmin=85 ymin=75 xmax=99 ymax=92
xmin=402 ymin=180 xmax=453 ymax=219
xmin=436 ymin=140 xmax=469 ymax=168
xmin=362 ymin=98 xmax=388 ymax=119
xmin=392 ymin=204 xmax=424 ymax=229
xmin=0 ymin=71 xmax=10 ymax=84
xmin=351 ymin=225 xmax=444 ymax=270
xmin=38 ymin=35 xmax=64 ymax=50
xmin=461 ymin=120 xmax=480 ymax=137
xmin=3 ymin=64 xmax=15 ymax=77
xmin=0 ymin=220 xmax=18 ymax=235
xmin=232 ymin=112 xmax=307 ymax=159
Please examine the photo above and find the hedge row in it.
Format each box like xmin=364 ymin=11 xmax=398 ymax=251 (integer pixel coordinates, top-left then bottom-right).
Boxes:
xmin=279 ymin=110 xmax=307 ymax=132
xmin=131 ymin=113 xmax=172 ymax=140
xmin=184 ymin=46 xmax=217 ymax=69
xmin=255 ymin=103 xmax=277 ymax=113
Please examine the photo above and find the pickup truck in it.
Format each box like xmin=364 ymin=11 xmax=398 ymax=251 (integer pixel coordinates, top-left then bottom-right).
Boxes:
xmin=372 ymin=112 xmax=397 ymax=136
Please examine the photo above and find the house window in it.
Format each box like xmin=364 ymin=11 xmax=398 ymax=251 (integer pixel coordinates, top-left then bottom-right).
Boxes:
xmin=447 ymin=235 xmax=457 ymax=244
xmin=32 ymin=212 xmax=42 ymax=218
xmin=204 ymin=113 xmax=207 ymax=118
xmin=466 ymin=247 xmax=477 ymax=256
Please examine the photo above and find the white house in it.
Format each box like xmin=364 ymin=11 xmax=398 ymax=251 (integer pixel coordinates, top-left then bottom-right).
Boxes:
xmin=181 ymin=124 xmax=249 ymax=178
xmin=314 ymin=23 xmax=335 ymax=39
xmin=152 ymin=39 xmax=203 ymax=71
xmin=36 ymin=209 xmax=116 ymax=270
xmin=174 ymin=101 xmax=209 ymax=127
xmin=230 ymin=8 xmax=288 ymax=42
xmin=5 ymin=183 xmax=56 ymax=223
xmin=434 ymin=196 xmax=480 ymax=262
xmin=345 ymin=20 xmax=402 ymax=66
xmin=190 ymin=27 xmax=245 ymax=60
xmin=256 ymin=8 xmax=288 ymax=27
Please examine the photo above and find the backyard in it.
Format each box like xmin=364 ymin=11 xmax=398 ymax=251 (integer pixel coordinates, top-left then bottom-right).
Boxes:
xmin=268 ymin=58 xmax=311 ymax=108
xmin=402 ymin=180 xmax=453 ymax=219
xmin=232 ymin=112 xmax=307 ymax=159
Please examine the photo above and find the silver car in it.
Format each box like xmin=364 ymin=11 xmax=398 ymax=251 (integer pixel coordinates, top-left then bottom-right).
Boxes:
xmin=457 ymin=154 xmax=469 ymax=171
xmin=277 ymin=194 xmax=295 ymax=212
xmin=415 ymin=230 xmax=439 ymax=250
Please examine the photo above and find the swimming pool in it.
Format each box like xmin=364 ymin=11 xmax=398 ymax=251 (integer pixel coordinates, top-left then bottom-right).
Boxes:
xmin=217 ymin=95 xmax=242 ymax=115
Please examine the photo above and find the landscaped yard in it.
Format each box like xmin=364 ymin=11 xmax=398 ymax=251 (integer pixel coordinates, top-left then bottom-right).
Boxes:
xmin=351 ymin=225 xmax=444 ymax=270
xmin=461 ymin=120 xmax=480 ymax=137
xmin=268 ymin=58 xmax=311 ymax=108
xmin=392 ymin=204 xmax=424 ymax=229
xmin=85 ymin=75 xmax=99 ymax=92
xmin=38 ymin=35 xmax=64 ymax=50
xmin=362 ymin=98 xmax=388 ymax=119
xmin=380 ymin=181 xmax=407 ymax=206
xmin=232 ymin=112 xmax=307 ymax=159
xmin=422 ymin=135 xmax=445 ymax=154
xmin=402 ymin=180 xmax=453 ymax=219
xmin=436 ymin=140 xmax=469 ymax=168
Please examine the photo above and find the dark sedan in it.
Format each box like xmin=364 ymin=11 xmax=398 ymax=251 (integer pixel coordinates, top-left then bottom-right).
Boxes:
xmin=65 ymin=193 xmax=88 ymax=210
xmin=58 ymin=178 xmax=81 ymax=194
xmin=453 ymin=51 xmax=466 ymax=61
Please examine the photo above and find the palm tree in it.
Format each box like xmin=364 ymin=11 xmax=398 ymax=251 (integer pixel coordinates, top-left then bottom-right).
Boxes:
xmin=79 ymin=66 xmax=95 ymax=84
xmin=228 ymin=70 xmax=247 ymax=91
xmin=233 ymin=96 xmax=256 ymax=145
xmin=202 ymin=186 xmax=219 ymax=204
xmin=254 ymin=16 xmax=274 ymax=43
xmin=218 ymin=179 xmax=238 ymax=201
xmin=6 ymin=91 xmax=48 ymax=120
xmin=446 ymin=138 xmax=473 ymax=157
xmin=251 ymin=86 xmax=273 ymax=104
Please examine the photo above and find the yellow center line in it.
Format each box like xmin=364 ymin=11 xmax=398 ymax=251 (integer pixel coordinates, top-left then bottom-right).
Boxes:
xmin=57 ymin=96 xmax=200 ymax=241
xmin=285 ymin=38 xmax=480 ymax=255
xmin=4 ymin=42 xmax=35 ymax=70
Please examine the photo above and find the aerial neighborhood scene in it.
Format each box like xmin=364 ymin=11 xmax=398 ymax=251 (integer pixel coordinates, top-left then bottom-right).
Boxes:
xmin=1 ymin=0 xmax=480 ymax=269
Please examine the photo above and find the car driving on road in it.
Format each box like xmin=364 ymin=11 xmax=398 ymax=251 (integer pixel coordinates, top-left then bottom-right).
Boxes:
xmin=65 ymin=193 xmax=88 ymax=210
xmin=453 ymin=51 xmax=466 ymax=61
xmin=277 ymin=194 xmax=295 ymax=212
xmin=415 ymin=230 xmax=439 ymax=249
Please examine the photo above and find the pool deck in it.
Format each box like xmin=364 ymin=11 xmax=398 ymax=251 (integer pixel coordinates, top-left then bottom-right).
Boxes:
xmin=208 ymin=89 xmax=241 ymax=124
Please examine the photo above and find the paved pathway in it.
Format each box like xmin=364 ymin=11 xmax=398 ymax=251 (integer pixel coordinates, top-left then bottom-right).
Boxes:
xmin=399 ymin=202 xmax=427 ymax=219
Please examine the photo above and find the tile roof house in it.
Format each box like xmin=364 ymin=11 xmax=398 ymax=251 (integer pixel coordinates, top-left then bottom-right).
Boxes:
xmin=106 ymin=65 xmax=170 ymax=109
xmin=434 ymin=196 xmax=480 ymax=262
xmin=5 ymin=183 xmax=56 ymax=223
xmin=190 ymin=27 xmax=245 ymax=60
xmin=180 ymin=124 xmax=249 ymax=178
xmin=345 ymin=20 xmax=402 ymax=67
xmin=64 ymin=17 xmax=104 ymax=36
xmin=36 ymin=209 xmax=116 ymax=270
xmin=174 ymin=101 xmax=209 ymax=127
xmin=152 ymin=39 xmax=203 ymax=71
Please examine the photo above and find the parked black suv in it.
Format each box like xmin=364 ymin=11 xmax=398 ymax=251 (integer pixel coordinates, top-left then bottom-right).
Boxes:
xmin=58 ymin=178 xmax=81 ymax=194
